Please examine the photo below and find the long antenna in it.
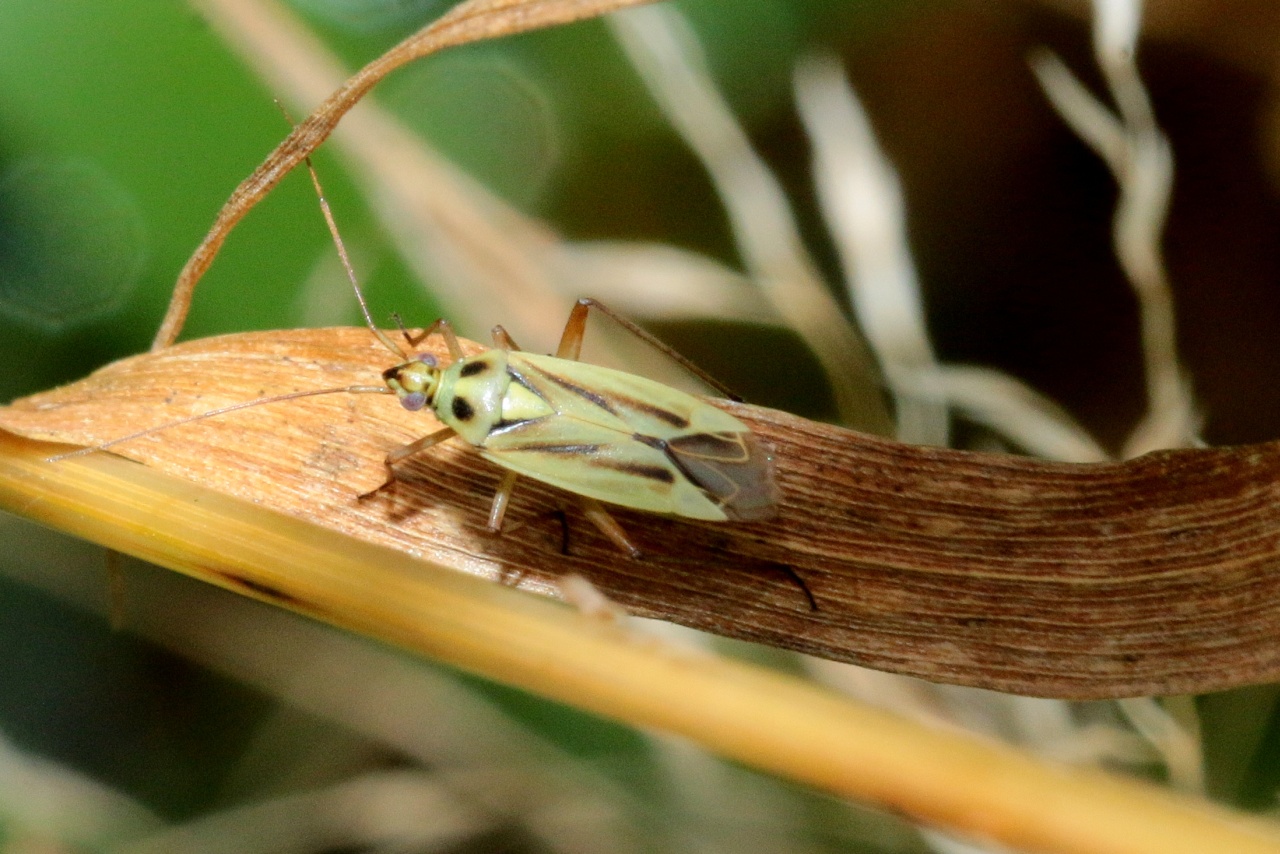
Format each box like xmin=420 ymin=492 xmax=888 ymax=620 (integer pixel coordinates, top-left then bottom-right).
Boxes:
xmin=300 ymin=155 xmax=407 ymax=361
xmin=48 ymin=385 xmax=390 ymax=462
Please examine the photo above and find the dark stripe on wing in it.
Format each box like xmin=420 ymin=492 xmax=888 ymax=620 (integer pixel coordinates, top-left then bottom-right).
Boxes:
xmin=525 ymin=363 xmax=620 ymax=415
xmin=522 ymin=360 xmax=691 ymax=428
xmin=490 ymin=417 xmax=541 ymax=436
xmin=507 ymin=442 xmax=604 ymax=455
xmin=667 ymin=431 xmax=751 ymax=463
xmin=632 ymin=433 xmax=668 ymax=451
xmin=618 ymin=397 xmax=690 ymax=429
xmin=507 ymin=366 xmax=550 ymax=401
xmin=587 ymin=458 xmax=677 ymax=483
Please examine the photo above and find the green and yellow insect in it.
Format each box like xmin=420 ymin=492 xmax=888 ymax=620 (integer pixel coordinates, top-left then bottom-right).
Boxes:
xmin=366 ymin=298 xmax=780 ymax=555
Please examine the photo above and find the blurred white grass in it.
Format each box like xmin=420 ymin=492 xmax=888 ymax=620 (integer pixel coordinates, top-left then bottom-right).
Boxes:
xmin=1030 ymin=0 xmax=1199 ymax=457
xmin=608 ymin=5 xmax=892 ymax=434
xmin=914 ymin=365 xmax=1110 ymax=462
xmin=920 ymin=829 xmax=1022 ymax=854
xmin=793 ymin=53 xmax=947 ymax=448
xmin=1118 ymin=695 xmax=1205 ymax=794
xmin=0 ymin=728 xmax=160 ymax=850
xmin=118 ymin=770 xmax=488 ymax=854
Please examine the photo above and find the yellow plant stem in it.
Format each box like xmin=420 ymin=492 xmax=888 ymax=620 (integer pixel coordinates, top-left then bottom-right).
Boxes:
xmin=1 ymin=429 xmax=1277 ymax=854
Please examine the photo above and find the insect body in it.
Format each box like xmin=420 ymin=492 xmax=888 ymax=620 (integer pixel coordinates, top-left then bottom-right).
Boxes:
xmin=387 ymin=338 xmax=777 ymax=522
xmin=373 ymin=300 xmax=780 ymax=556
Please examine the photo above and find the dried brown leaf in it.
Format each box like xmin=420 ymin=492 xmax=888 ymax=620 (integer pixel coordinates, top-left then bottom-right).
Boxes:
xmin=6 ymin=328 xmax=1280 ymax=699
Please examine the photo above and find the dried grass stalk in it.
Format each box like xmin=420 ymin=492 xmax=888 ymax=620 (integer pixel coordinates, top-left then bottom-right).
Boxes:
xmin=153 ymin=0 xmax=659 ymax=350
xmin=5 ymin=328 xmax=1280 ymax=700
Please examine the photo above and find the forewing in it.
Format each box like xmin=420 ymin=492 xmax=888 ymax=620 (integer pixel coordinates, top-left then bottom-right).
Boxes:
xmin=480 ymin=416 xmax=729 ymax=520
xmin=666 ymin=430 xmax=779 ymax=521
xmin=496 ymin=353 xmax=779 ymax=521
xmin=510 ymin=353 xmax=704 ymax=440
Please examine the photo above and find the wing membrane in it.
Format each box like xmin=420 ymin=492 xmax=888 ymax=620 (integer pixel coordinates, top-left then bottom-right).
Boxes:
xmin=666 ymin=431 xmax=779 ymax=521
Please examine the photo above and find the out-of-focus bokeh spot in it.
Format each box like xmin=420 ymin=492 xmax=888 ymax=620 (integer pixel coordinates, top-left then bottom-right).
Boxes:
xmin=387 ymin=51 xmax=562 ymax=207
xmin=0 ymin=157 xmax=146 ymax=332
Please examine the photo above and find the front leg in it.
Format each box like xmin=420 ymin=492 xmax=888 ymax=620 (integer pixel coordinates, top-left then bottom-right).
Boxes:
xmin=359 ymin=426 xmax=457 ymax=500
xmin=402 ymin=317 xmax=465 ymax=360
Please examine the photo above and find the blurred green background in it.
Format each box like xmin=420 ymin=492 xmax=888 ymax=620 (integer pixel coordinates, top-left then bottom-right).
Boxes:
xmin=5 ymin=0 xmax=1280 ymax=849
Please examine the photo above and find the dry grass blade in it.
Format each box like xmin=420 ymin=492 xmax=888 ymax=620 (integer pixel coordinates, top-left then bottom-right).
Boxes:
xmin=6 ymin=328 xmax=1280 ymax=699
xmin=153 ymin=0 xmax=657 ymax=351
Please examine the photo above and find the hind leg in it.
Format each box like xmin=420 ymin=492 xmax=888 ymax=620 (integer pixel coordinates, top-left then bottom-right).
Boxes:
xmin=487 ymin=470 xmax=520 ymax=532
xmin=578 ymin=497 xmax=642 ymax=559
xmin=553 ymin=298 xmax=737 ymax=398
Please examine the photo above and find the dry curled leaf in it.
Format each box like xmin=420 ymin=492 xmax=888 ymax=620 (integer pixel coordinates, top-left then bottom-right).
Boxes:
xmin=155 ymin=0 xmax=658 ymax=350
xmin=5 ymin=328 xmax=1280 ymax=699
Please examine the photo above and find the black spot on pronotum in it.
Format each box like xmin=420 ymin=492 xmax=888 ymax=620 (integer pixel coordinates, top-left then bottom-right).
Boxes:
xmin=459 ymin=359 xmax=489 ymax=377
xmin=452 ymin=396 xmax=475 ymax=421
